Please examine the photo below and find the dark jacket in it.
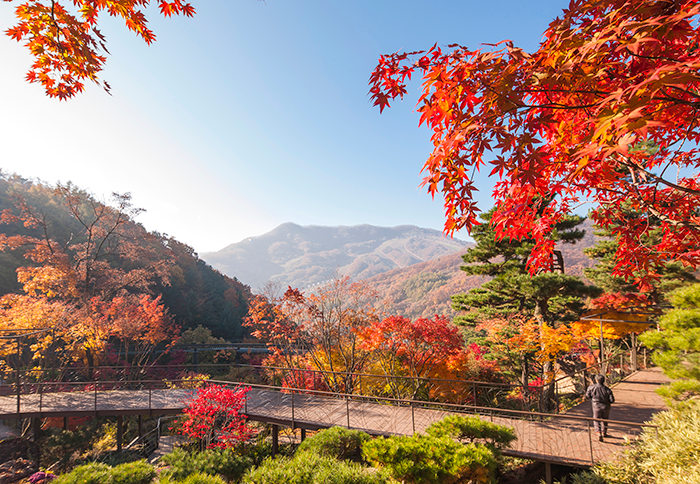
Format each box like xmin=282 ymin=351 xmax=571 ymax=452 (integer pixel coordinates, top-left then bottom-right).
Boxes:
xmin=585 ymin=383 xmax=615 ymax=405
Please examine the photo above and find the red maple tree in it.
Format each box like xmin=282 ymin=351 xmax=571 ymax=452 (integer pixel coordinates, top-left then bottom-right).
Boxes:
xmin=178 ymin=383 xmax=253 ymax=449
xmin=369 ymin=0 xmax=700 ymax=285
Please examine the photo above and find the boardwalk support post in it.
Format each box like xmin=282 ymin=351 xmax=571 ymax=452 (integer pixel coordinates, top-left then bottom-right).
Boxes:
xmin=271 ymin=425 xmax=279 ymax=456
xmin=33 ymin=417 xmax=40 ymax=468
xmin=545 ymin=463 xmax=552 ymax=484
xmin=301 ymin=428 xmax=306 ymax=442
xmin=117 ymin=416 xmax=123 ymax=452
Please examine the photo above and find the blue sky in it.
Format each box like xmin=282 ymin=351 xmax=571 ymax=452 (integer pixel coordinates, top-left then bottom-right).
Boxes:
xmin=0 ymin=0 xmax=567 ymax=253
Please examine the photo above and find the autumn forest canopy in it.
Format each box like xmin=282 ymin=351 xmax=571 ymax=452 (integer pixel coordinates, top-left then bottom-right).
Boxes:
xmin=0 ymin=174 xmax=252 ymax=371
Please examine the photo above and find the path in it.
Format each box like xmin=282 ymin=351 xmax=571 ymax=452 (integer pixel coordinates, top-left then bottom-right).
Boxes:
xmin=565 ymin=367 xmax=669 ymax=424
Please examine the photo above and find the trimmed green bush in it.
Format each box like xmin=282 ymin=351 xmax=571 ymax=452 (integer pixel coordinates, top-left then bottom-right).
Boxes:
xmin=362 ymin=434 xmax=497 ymax=484
xmin=181 ymin=473 xmax=227 ymax=484
xmin=109 ymin=461 xmax=156 ymax=484
xmin=55 ymin=463 xmax=111 ymax=484
xmin=159 ymin=447 xmax=253 ymax=482
xmin=56 ymin=461 xmax=155 ymax=484
xmin=425 ymin=415 xmax=516 ymax=450
xmin=241 ymin=453 xmax=393 ymax=484
xmin=296 ymin=427 xmax=371 ymax=462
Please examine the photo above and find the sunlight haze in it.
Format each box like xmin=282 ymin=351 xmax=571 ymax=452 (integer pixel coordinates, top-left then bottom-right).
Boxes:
xmin=0 ymin=0 xmax=565 ymax=252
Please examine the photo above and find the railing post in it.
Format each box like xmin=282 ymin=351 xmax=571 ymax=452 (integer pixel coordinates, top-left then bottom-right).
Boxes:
xmin=39 ymin=383 xmax=43 ymax=413
xmin=411 ymin=402 xmax=415 ymax=435
xmin=149 ymin=383 xmax=152 ymax=411
xmin=291 ymin=391 xmax=295 ymax=428
xmin=16 ymin=369 xmax=20 ymax=415
xmin=94 ymin=382 xmax=98 ymax=413
xmin=587 ymin=420 xmax=594 ymax=465
xmin=346 ymin=394 xmax=350 ymax=429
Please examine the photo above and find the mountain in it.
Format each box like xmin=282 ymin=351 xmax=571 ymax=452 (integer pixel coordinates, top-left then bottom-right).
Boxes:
xmin=201 ymin=223 xmax=470 ymax=291
xmin=366 ymin=218 xmax=599 ymax=319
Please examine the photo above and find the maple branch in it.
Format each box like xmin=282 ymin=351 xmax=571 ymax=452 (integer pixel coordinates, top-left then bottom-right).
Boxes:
xmin=665 ymin=85 xmax=700 ymax=100
xmin=623 ymin=47 xmax=680 ymax=64
xmin=619 ymin=158 xmax=700 ymax=197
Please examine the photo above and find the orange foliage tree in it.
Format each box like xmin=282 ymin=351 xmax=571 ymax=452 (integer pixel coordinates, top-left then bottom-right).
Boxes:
xmin=3 ymin=0 xmax=195 ymax=99
xmin=358 ymin=314 xmax=495 ymax=401
xmin=369 ymin=0 xmax=700 ymax=286
xmin=572 ymin=293 xmax=653 ymax=369
xmin=477 ymin=313 xmax=577 ymax=392
xmin=245 ymin=276 xmax=380 ymax=394
xmin=0 ymin=184 xmax=178 ymax=373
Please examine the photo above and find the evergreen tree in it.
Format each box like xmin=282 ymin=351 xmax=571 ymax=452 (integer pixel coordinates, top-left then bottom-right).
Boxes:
xmin=451 ymin=205 xmax=598 ymax=406
xmin=451 ymin=206 xmax=597 ymax=327
xmin=584 ymin=205 xmax=696 ymax=305
xmin=641 ymin=283 xmax=700 ymax=401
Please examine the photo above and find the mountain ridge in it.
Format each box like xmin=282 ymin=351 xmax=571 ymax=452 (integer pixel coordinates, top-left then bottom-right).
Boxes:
xmin=367 ymin=218 xmax=599 ymax=319
xmin=202 ymin=223 xmax=470 ymax=290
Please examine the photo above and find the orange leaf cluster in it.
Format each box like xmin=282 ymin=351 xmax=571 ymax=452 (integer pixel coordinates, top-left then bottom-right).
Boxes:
xmin=4 ymin=0 xmax=195 ymax=98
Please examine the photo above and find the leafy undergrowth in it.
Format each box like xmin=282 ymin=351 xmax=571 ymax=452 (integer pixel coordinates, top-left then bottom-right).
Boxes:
xmin=43 ymin=415 xmax=520 ymax=484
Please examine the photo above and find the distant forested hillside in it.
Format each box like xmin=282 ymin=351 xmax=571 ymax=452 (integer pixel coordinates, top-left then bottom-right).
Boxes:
xmin=202 ymin=223 xmax=469 ymax=291
xmin=0 ymin=174 xmax=251 ymax=341
xmin=367 ymin=218 xmax=598 ymax=320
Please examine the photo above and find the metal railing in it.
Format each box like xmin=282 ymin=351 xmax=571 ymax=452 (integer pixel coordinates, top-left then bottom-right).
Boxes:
xmin=0 ymin=375 xmax=656 ymax=466
xmin=125 ymin=416 xmax=177 ymax=456
xmin=2 ymin=350 xmax=652 ymax=418
xmin=552 ymin=350 xmax=650 ymax=411
xmin=4 ymin=363 xmax=540 ymax=411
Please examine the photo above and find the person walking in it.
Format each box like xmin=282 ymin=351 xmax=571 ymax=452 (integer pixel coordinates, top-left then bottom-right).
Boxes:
xmin=585 ymin=374 xmax=615 ymax=441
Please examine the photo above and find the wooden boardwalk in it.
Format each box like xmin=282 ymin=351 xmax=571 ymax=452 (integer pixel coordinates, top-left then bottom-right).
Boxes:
xmin=0 ymin=369 xmax=670 ymax=467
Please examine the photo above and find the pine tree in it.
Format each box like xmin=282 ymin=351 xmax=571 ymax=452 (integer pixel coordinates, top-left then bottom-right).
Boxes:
xmin=583 ymin=205 xmax=696 ymax=304
xmin=452 ymin=207 xmax=597 ymax=327
xmin=451 ymin=205 xmax=598 ymax=408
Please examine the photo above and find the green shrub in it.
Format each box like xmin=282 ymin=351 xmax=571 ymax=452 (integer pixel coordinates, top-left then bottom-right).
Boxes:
xmin=241 ymin=453 xmax=392 ymax=484
xmin=362 ymin=434 xmax=497 ymax=484
xmin=56 ymin=461 xmax=156 ymax=484
xmin=159 ymin=447 xmax=253 ymax=482
xmin=109 ymin=461 xmax=156 ymax=484
xmin=551 ymin=473 xmax=607 ymax=484
xmin=55 ymin=463 xmax=111 ymax=484
xmin=181 ymin=473 xmax=227 ymax=484
xmin=43 ymin=425 xmax=104 ymax=472
xmin=426 ymin=415 xmax=516 ymax=450
xmin=99 ymin=450 xmax=146 ymax=467
xmin=296 ymin=427 xmax=371 ymax=462
xmin=558 ymin=400 xmax=700 ymax=484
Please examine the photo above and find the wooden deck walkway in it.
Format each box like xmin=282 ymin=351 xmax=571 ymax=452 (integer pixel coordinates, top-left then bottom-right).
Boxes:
xmin=0 ymin=369 xmax=670 ymax=467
